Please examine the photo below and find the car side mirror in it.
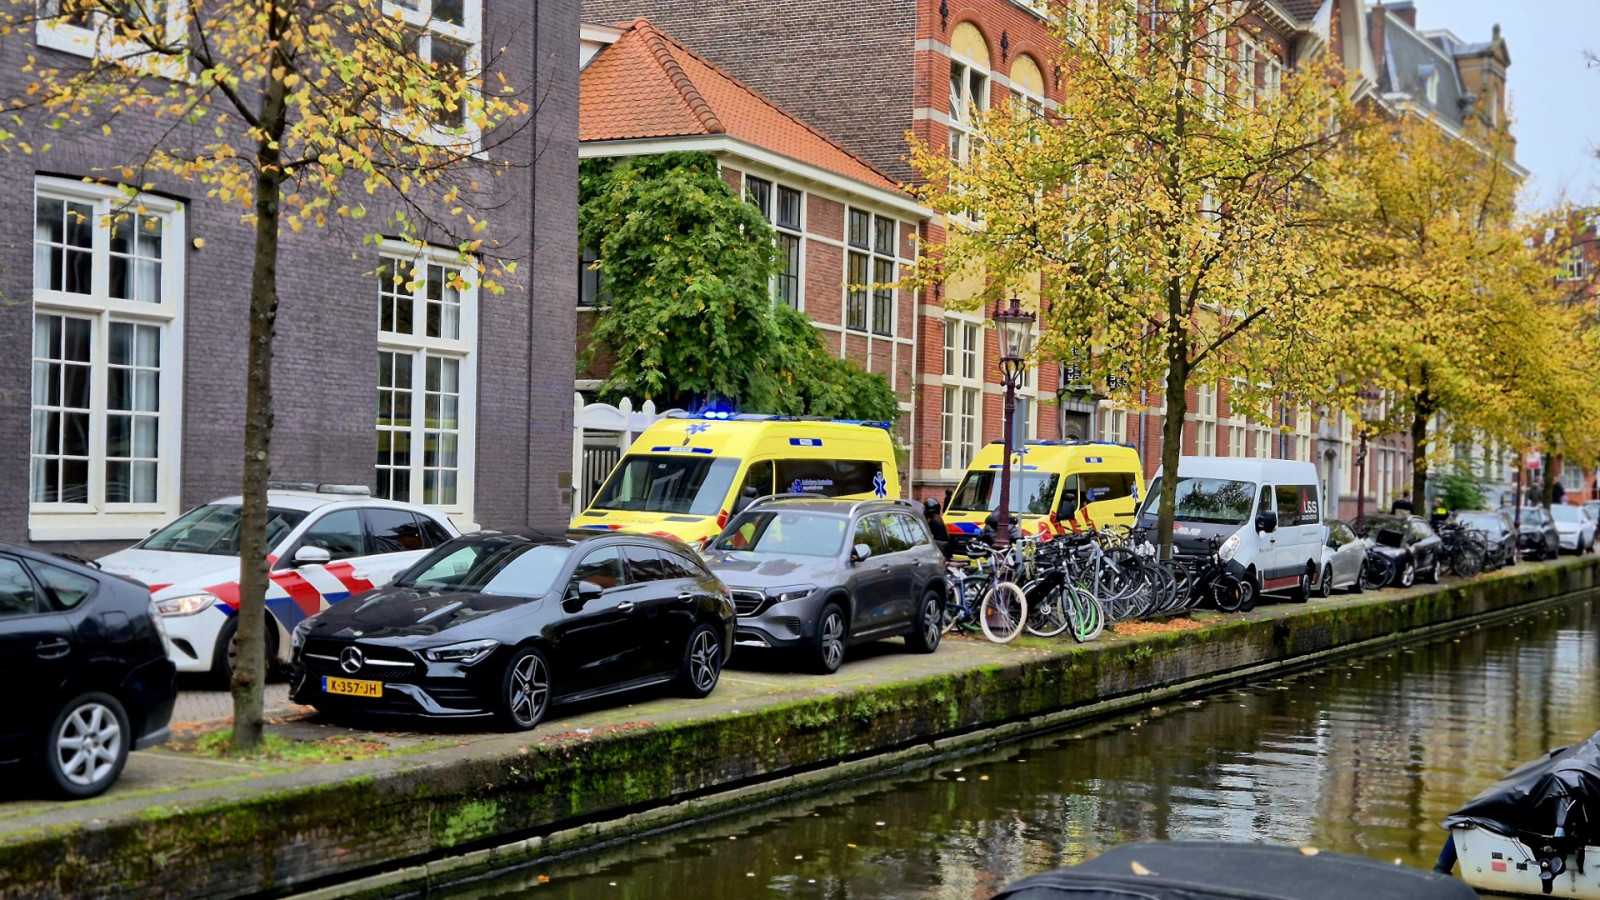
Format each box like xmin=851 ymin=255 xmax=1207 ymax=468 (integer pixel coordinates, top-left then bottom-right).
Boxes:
xmin=294 ymin=545 xmax=332 ymax=567
xmin=851 ymin=543 xmax=873 ymax=564
xmin=566 ymin=580 xmax=603 ymax=606
xmin=1257 ymin=509 xmax=1278 ymax=534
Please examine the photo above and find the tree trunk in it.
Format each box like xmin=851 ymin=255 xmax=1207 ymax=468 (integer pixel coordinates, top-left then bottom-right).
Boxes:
xmin=1409 ymin=393 xmax=1432 ymax=511
xmin=231 ymin=69 xmax=290 ymax=753
xmin=1155 ymin=336 xmax=1189 ymax=560
xmin=1542 ymin=452 xmax=1556 ymax=507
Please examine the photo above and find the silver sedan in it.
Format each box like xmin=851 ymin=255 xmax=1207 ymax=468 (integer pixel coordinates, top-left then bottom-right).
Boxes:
xmin=1317 ymin=519 xmax=1366 ymax=597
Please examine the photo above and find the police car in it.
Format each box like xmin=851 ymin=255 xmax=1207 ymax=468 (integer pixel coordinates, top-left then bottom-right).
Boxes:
xmin=97 ymin=483 xmax=459 ymax=684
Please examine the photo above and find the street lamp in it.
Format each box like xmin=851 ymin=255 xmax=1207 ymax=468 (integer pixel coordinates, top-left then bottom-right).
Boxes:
xmin=1353 ymin=388 xmax=1380 ymax=532
xmin=992 ymin=296 xmax=1037 ymax=550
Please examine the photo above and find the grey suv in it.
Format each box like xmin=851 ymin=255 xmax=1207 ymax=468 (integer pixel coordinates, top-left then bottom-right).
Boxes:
xmin=704 ymin=497 xmax=946 ymax=673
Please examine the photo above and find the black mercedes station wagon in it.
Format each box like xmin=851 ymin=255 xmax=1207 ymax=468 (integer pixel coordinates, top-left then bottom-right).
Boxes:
xmin=289 ymin=530 xmax=735 ymax=730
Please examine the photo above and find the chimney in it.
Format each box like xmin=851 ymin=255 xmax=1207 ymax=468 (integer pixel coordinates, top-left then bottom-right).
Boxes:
xmin=1387 ymin=0 xmax=1417 ymax=29
xmin=1369 ymin=5 xmax=1387 ymax=77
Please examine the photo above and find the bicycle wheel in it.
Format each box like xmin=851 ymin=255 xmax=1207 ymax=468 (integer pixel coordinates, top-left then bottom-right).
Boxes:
xmin=1360 ymin=554 xmax=1392 ymax=591
xmin=1024 ymin=582 xmax=1072 ymax=638
xmin=1067 ymin=584 xmax=1105 ymax=643
xmin=1212 ymin=572 xmax=1246 ymax=612
xmin=1453 ymin=545 xmax=1483 ymax=577
xmin=979 ymin=581 xmax=1028 ymax=643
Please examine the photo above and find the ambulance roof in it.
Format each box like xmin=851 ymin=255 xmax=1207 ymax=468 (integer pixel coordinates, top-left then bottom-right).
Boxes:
xmin=969 ymin=440 xmax=1139 ymax=467
xmin=632 ymin=414 xmax=894 ymax=456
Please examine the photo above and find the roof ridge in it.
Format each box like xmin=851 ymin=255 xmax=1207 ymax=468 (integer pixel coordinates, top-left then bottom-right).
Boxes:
xmin=631 ymin=19 xmax=724 ymax=136
xmin=643 ymin=22 xmax=904 ymax=190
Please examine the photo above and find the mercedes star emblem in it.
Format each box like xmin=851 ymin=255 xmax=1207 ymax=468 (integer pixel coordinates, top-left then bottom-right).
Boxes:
xmin=339 ymin=646 xmax=364 ymax=674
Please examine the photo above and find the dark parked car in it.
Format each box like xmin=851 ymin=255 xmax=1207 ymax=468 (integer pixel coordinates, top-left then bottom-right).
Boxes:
xmin=1362 ymin=514 xmax=1444 ymax=588
xmin=0 ymin=545 xmax=175 ymax=798
xmin=1454 ymin=510 xmax=1517 ymax=570
xmin=1502 ymin=507 xmax=1561 ymax=561
xmin=289 ymin=530 xmax=735 ymax=731
xmin=704 ymin=497 xmax=946 ymax=674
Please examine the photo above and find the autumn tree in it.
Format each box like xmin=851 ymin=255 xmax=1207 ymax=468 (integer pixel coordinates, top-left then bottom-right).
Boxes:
xmin=909 ymin=0 xmax=1350 ymax=558
xmin=0 ymin=0 xmax=530 ymax=749
xmin=1322 ymin=110 xmax=1600 ymax=504
xmin=580 ymin=152 xmax=900 ymax=422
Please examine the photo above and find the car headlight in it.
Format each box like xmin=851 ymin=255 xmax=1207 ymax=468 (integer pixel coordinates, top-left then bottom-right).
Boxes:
xmin=291 ymin=618 xmax=314 ymax=653
xmin=423 ymin=639 xmax=500 ymax=665
xmin=766 ymin=585 xmax=817 ymax=605
xmin=155 ymin=592 xmax=218 ymax=616
xmin=1217 ymin=535 xmax=1241 ymax=562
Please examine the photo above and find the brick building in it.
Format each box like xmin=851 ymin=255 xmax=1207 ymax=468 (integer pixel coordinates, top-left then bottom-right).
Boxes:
xmin=576 ymin=19 xmax=929 ymax=443
xmin=581 ymin=0 xmax=1516 ymax=519
xmin=2 ymin=2 xmax=578 ymax=553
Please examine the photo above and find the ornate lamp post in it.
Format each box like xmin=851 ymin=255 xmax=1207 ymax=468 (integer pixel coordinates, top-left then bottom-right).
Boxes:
xmin=992 ymin=297 xmax=1037 ymax=550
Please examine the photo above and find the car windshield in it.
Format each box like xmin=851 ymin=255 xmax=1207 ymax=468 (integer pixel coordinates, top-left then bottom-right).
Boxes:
xmin=1140 ymin=476 xmax=1255 ymax=525
xmin=1456 ymin=514 xmax=1503 ymax=534
xmin=711 ymin=511 xmax=847 ymax=558
xmin=590 ymin=455 xmax=741 ymax=516
xmin=949 ymin=471 xmax=1060 ymax=515
xmin=398 ymin=540 xmax=571 ymax=598
xmin=1507 ymin=508 xmax=1548 ymax=525
xmin=140 ymin=504 xmax=308 ymax=556
xmin=1550 ymin=505 xmax=1586 ymax=523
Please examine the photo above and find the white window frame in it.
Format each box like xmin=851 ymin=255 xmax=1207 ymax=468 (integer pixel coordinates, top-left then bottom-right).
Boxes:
xmin=948 ymin=40 xmax=989 ymax=223
xmin=1192 ymin=383 xmax=1217 ymax=457
xmin=383 ymin=0 xmax=484 ymax=145
xmin=1098 ymin=401 xmax=1127 ymax=444
xmin=30 ymin=176 xmax=185 ymax=542
xmin=35 ymin=0 xmax=186 ymax=64
xmin=375 ymin=241 xmax=478 ymax=524
xmin=942 ymin=317 xmax=984 ymax=474
xmin=745 ymin=174 xmax=806 ymax=310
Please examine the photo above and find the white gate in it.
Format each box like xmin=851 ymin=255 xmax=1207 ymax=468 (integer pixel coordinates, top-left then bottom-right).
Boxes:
xmin=571 ymin=394 xmax=678 ymax=518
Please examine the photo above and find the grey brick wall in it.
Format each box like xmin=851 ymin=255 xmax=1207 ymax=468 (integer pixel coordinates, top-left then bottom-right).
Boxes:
xmin=0 ymin=0 xmax=578 ymax=555
xmin=583 ymin=0 xmax=917 ymax=183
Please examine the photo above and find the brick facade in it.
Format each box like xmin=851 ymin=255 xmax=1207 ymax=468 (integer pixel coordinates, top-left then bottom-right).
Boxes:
xmin=0 ymin=2 xmax=578 ymax=554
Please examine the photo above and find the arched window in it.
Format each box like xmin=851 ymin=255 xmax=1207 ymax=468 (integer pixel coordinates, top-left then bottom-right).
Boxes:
xmin=947 ymin=23 xmax=990 ymax=166
xmin=1009 ymin=54 xmax=1045 ymax=119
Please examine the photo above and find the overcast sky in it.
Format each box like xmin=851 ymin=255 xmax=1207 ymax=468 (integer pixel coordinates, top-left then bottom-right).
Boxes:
xmin=1412 ymin=0 xmax=1600 ymax=210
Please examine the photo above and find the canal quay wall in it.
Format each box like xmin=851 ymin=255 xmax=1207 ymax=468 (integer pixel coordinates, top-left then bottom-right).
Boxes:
xmin=2 ymin=557 xmax=1596 ymax=900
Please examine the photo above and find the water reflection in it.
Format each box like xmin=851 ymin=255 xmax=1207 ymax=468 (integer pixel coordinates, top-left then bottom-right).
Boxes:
xmin=443 ymin=599 xmax=1599 ymax=899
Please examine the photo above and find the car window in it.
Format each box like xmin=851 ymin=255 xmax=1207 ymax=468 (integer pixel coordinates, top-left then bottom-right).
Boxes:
xmin=1408 ymin=518 xmax=1433 ymax=541
xmin=364 ymin=509 xmax=431 ymax=555
xmin=1336 ymin=522 xmax=1356 ymax=545
xmin=0 ymin=558 xmax=38 ymax=617
xmin=897 ymin=514 xmax=931 ymax=547
xmin=660 ymin=550 xmax=707 ymax=580
xmin=141 ymin=503 xmax=307 ymax=556
xmin=853 ymin=516 xmax=887 ymax=556
xmin=880 ymin=515 xmax=913 ymax=553
xmin=404 ymin=544 xmax=480 ymax=590
xmin=401 ymin=540 xmax=570 ymax=598
xmin=742 ymin=460 xmax=774 ymax=499
xmin=622 ymin=546 xmax=670 ymax=582
xmin=1275 ymin=485 xmax=1300 ymax=524
xmin=712 ymin=511 xmax=848 ymax=558
xmin=418 ymin=515 xmax=452 ymax=547
xmin=1081 ymin=472 xmax=1134 ymax=505
xmin=31 ymin=560 xmax=97 ymax=610
xmin=571 ymin=546 xmax=627 ymax=591
xmin=299 ymin=509 xmax=365 ymax=561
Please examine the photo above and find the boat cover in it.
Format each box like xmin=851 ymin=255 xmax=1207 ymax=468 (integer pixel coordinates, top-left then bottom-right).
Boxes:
xmin=992 ymin=841 xmax=1477 ymax=900
xmin=1443 ymin=729 xmax=1600 ymax=848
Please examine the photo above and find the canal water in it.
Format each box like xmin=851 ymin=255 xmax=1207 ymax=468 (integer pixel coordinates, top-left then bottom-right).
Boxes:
xmin=440 ymin=596 xmax=1600 ymax=899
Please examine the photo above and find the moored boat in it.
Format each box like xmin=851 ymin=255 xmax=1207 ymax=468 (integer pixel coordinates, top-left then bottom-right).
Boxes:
xmin=1441 ymin=729 xmax=1600 ymax=897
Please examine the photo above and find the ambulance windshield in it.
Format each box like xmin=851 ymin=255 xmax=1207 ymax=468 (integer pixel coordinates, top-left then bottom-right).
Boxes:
xmin=141 ymin=504 xmax=309 ymax=556
xmin=591 ymin=455 xmax=742 ymax=516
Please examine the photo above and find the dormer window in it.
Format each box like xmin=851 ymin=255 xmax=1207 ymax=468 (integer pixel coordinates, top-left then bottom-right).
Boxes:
xmin=1419 ymin=63 xmax=1439 ymax=105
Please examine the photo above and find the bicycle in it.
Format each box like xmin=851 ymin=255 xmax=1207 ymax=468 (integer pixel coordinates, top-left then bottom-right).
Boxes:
xmin=942 ymin=541 xmax=1028 ymax=643
xmin=1022 ymin=538 xmax=1105 ymax=642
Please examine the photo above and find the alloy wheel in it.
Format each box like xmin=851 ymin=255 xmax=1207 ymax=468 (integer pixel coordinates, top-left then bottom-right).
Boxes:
xmin=921 ymin=596 xmax=943 ymax=648
xmin=1400 ymin=561 xmax=1415 ymax=588
xmin=55 ymin=702 xmax=123 ymax=789
xmin=820 ymin=610 xmax=845 ymax=671
xmin=1320 ymin=565 xmax=1333 ymax=599
xmin=689 ymin=629 xmax=721 ymax=693
xmin=508 ymin=653 xmax=550 ymax=728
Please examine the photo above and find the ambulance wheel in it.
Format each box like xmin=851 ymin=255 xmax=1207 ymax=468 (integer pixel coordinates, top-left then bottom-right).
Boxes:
xmin=209 ymin=613 xmax=279 ymax=689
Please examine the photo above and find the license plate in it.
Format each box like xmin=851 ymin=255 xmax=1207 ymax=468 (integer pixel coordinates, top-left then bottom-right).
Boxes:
xmin=322 ymin=676 xmax=382 ymax=698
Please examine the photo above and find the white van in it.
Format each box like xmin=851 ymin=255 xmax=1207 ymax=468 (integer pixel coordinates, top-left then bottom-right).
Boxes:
xmin=1137 ymin=457 xmax=1324 ymax=609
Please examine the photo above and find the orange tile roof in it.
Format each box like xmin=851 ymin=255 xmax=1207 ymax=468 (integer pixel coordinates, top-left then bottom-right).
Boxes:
xmin=580 ymin=18 xmax=905 ymax=196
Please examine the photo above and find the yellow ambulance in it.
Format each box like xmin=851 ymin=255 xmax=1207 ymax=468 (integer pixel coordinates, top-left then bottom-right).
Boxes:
xmin=943 ymin=441 xmax=1146 ymax=538
xmin=571 ymin=414 xmax=902 ymax=545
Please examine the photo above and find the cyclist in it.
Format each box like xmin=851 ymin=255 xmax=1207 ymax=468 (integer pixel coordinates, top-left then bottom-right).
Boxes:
xmin=923 ymin=498 xmax=957 ymax=559
xmin=981 ymin=511 xmax=1023 ymax=546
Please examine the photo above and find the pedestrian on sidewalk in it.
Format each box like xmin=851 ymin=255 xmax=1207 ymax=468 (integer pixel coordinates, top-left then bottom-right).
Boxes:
xmin=1391 ymin=490 xmax=1414 ymax=515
